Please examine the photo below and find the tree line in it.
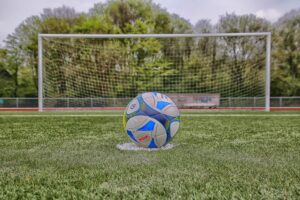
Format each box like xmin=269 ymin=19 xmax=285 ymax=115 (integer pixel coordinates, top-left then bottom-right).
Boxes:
xmin=0 ymin=0 xmax=299 ymax=97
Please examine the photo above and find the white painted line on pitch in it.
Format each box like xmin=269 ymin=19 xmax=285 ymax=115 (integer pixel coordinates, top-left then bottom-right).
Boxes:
xmin=0 ymin=114 xmax=299 ymax=117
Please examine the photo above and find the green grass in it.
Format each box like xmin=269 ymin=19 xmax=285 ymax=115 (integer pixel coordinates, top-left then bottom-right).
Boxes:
xmin=0 ymin=111 xmax=300 ymax=199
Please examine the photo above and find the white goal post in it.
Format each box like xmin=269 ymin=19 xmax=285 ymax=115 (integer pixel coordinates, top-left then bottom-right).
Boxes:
xmin=38 ymin=32 xmax=271 ymax=111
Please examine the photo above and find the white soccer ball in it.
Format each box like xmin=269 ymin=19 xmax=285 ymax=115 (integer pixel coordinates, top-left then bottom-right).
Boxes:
xmin=123 ymin=92 xmax=180 ymax=148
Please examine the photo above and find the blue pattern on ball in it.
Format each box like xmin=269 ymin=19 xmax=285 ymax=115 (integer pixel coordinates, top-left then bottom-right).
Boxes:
xmin=127 ymin=130 xmax=137 ymax=142
xmin=137 ymin=120 xmax=155 ymax=131
xmin=148 ymin=139 xmax=158 ymax=148
xmin=156 ymin=101 xmax=171 ymax=110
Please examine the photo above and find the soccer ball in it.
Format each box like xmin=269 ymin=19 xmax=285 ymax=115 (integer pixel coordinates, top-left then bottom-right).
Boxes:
xmin=123 ymin=92 xmax=180 ymax=148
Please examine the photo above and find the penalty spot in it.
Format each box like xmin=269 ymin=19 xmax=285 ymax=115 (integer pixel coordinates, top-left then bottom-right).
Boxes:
xmin=116 ymin=142 xmax=175 ymax=151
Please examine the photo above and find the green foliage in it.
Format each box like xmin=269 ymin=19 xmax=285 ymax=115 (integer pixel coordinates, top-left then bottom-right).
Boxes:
xmin=73 ymin=15 xmax=115 ymax=34
xmin=0 ymin=49 xmax=14 ymax=96
xmin=17 ymin=67 xmax=37 ymax=97
xmin=1 ymin=1 xmax=299 ymax=97
xmin=154 ymin=13 xmax=172 ymax=33
xmin=272 ymin=15 xmax=300 ymax=96
xmin=218 ymin=13 xmax=270 ymax=33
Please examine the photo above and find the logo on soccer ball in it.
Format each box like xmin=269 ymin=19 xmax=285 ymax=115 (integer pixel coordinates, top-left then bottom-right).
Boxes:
xmin=130 ymin=104 xmax=136 ymax=109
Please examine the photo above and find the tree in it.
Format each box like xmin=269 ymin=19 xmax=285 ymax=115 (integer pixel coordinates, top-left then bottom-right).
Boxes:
xmin=276 ymin=8 xmax=300 ymax=26
xmin=41 ymin=6 xmax=79 ymax=20
xmin=216 ymin=13 xmax=271 ymax=96
xmin=194 ymin=19 xmax=213 ymax=33
xmin=272 ymin=14 xmax=300 ymax=96
xmin=5 ymin=1 xmax=299 ymax=99
xmin=193 ymin=19 xmax=218 ymax=78
xmin=3 ymin=6 xmax=81 ymax=98
xmin=0 ymin=49 xmax=14 ymax=96
xmin=4 ymin=34 xmax=24 ymax=97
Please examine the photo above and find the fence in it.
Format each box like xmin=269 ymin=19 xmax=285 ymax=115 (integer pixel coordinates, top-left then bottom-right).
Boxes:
xmin=0 ymin=97 xmax=299 ymax=109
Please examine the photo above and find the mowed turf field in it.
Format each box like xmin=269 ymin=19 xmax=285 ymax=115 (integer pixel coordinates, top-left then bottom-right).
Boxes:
xmin=0 ymin=111 xmax=300 ymax=199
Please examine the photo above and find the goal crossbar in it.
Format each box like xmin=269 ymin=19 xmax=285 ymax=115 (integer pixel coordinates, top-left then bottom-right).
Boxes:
xmin=39 ymin=32 xmax=271 ymax=39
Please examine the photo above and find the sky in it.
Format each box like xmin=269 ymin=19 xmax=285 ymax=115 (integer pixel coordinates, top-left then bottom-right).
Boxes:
xmin=0 ymin=0 xmax=299 ymax=46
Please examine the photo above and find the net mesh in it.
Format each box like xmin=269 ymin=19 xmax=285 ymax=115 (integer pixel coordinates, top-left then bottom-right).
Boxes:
xmin=42 ymin=35 xmax=267 ymax=109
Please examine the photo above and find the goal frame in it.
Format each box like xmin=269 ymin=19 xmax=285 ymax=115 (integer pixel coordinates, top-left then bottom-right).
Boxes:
xmin=38 ymin=32 xmax=272 ymax=112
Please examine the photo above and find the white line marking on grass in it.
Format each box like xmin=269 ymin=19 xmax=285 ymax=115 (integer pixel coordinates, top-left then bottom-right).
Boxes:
xmin=0 ymin=114 xmax=300 ymax=117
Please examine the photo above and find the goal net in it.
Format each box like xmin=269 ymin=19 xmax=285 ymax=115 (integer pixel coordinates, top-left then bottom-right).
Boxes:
xmin=38 ymin=33 xmax=271 ymax=111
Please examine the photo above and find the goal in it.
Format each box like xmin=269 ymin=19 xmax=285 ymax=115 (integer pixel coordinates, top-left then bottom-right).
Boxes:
xmin=38 ymin=33 xmax=271 ymax=111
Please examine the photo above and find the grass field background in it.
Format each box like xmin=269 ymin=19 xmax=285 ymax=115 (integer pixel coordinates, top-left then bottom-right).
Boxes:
xmin=0 ymin=111 xmax=300 ymax=199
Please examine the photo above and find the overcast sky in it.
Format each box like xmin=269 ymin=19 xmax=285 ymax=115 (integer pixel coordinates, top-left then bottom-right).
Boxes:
xmin=0 ymin=0 xmax=299 ymax=46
